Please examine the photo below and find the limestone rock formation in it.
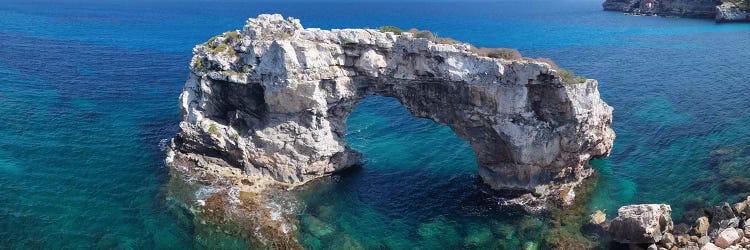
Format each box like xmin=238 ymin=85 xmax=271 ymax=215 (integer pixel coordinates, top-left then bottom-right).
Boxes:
xmin=715 ymin=228 xmax=743 ymax=248
xmin=609 ymin=204 xmax=674 ymax=244
xmin=716 ymin=1 xmax=750 ymax=22
xmin=602 ymin=197 xmax=750 ymax=249
xmin=695 ymin=216 xmax=710 ymax=237
xmin=707 ymin=202 xmax=741 ymax=238
xmin=603 ymin=0 xmax=720 ymax=18
xmin=168 ymin=14 xmax=615 ymax=208
xmin=603 ymin=0 xmax=750 ymax=22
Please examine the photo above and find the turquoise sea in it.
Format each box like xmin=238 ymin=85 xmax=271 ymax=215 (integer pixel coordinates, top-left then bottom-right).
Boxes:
xmin=2 ymin=0 xmax=750 ymax=248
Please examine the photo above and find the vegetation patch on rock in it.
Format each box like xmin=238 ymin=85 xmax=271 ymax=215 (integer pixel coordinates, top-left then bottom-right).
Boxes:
xmin=377 ymin=25 xmax=587 ymax=84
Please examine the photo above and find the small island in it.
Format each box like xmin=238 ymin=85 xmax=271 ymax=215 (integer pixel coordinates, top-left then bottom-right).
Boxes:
xmin=166 ymin=14 xmax=615 ymax=247
xmin=165 ymin=13 xmax=750 ymax=249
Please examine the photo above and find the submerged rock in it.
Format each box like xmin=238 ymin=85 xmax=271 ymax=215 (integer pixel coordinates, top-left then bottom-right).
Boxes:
xmin=463 ymin=224 xmax=494 ymax=247
xmin=523 ymin=241 xmax=539 ymax=250
xmin=301 ymin=215 xmax=334 ymax=238
xmin=416 ymin=217 xmax=461 ymax=248
xmin=609 ymin=204 xmax=674 ymax=244
xmin=591 ymin=210 xmax=607 ymax=225
xmin=168 ymin=13 xmax=615 ymax=211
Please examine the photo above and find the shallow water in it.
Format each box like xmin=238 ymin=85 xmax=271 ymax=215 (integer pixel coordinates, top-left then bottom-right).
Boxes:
xmin=1 ymin=0 xmax=750 ymax=248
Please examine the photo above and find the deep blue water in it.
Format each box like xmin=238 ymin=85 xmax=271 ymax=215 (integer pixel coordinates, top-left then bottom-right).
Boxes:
xmin=2 ymin=0 xmax=750 ymax=248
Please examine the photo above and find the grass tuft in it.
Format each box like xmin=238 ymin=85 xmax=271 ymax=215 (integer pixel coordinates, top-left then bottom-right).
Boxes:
xmin=223 ymin=31 xmax=241 ymax=42
xmin=193 ymin=58 xmax=204 ymax=70
xmin=208 ymin=124 xmax=220 ymax=136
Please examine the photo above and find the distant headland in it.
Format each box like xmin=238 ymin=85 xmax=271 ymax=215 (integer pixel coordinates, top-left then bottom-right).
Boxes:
xmin=603 ymin=0 xmax=750 ymax=22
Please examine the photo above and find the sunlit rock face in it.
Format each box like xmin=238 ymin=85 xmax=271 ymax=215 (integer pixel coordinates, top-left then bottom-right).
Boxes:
xmin=169 ymin=14 xmax=615 ymax=206
xmin=715 ymin=2 xmax=750 ymax=23
xmin=603 ymin=0 xmax=720 ymax=18
xmin=602 ymin=0 xmax=750 ymax=23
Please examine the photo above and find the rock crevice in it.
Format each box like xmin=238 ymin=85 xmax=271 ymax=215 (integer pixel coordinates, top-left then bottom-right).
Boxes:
xmin=169 ymin=14 xmax=615 ymax=206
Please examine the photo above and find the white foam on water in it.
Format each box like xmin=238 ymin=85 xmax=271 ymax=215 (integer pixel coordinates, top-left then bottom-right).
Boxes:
xmin=164 ymin=150 xmax=175 ymax=164
xmin=264 ymin=201 xmax=284 ymax=221
xmin=158 ymin=138 xmax=169 ymax=151
xmin=281 ymin=223 xmax=289 ymax=234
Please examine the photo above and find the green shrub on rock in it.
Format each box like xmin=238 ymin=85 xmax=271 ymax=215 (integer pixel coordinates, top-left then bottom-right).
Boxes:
xmin=208 ymin=124 xmax=220 ymax=136
xmin=575 ymin=76 xmax=588 ymax=83
xmin=193 ymin=59 xmax=204 ymax=70
xmin=378 ymin=26 xmax=404 ymax=34
xmin=559 ymin=69 xmax=574 ymax=82
xmin=468 ymin=47 xmax=522 ymax=60
xmin=486 ymin=48 xmax=522 ymax=60
xmin=558 ymin=70 xmax=587 ymax=84
xmin=223 ymin=31 xmax=241 ymax=42
xmin=414 ymin=30 xmax=434 ymax=39
xmin=212 ymin=43 xmax=228 ymax=53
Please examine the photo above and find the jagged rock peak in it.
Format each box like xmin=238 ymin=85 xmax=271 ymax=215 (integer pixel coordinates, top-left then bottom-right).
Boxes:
xmin=169 ymin=14 xmax=615 ymax=208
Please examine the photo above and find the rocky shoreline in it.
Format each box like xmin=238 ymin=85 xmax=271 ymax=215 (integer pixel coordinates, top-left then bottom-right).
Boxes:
xmin=591 ymin=197 xmax=750 ymax=250
xmin=165 ymin=149 xmax=302 ymax=248
xmin=602 ymin=0 xmax=750 ymax=23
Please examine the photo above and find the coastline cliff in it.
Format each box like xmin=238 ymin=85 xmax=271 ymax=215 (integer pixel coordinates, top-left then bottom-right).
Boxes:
xmin=166 ymin=14 xmax=615 ymax=247
xmin=603 ymin=0 xmax=750 ymax=22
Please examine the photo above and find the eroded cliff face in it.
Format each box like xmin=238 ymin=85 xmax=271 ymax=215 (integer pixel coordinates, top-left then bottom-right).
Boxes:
xmin=603 ymin=0 xmax=750 ymax=22
xmin=168 ymin=14 xmax=614 ymax=211
xmin=603 ymin=0 xmax=721 ymax=18
xmin=716 ymin=1 xmax=750 ymax=22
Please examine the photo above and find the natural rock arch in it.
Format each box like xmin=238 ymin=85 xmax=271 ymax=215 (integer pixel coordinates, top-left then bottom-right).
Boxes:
xmin=169 ymin=14 xmax=615 ymax=206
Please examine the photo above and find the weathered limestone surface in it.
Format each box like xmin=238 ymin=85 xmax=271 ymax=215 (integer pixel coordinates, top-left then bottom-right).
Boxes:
xmin=610 ymin=204 xmax=674 ymax=244
xmin=716 ymin=1 xmax=750 ymax=22
xmin=598 ymin=197 xmax=750 ymax=249
xmin=603 ymin=0 xmax=750 ymax=22
xmin=168 ymin=14 xmax=615 ymax=207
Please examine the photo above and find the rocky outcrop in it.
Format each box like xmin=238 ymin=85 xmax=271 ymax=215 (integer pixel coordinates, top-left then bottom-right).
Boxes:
xmin=603 ymin=0 xmax=639 ymax=12
xmin=597 ymin=197 xmax=750 ymax=249
xmin=168 ymin=13 xmax=615 ymax=212
xmin=610 ymin=204 xmax=674 ymax=244
xmin=603 ymin=0 xmax=750 ymax=22
xmin=603 ymin=0 xmax=720 ymax=18
xmin=716 ymin=1 xmax=750 ymax=22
